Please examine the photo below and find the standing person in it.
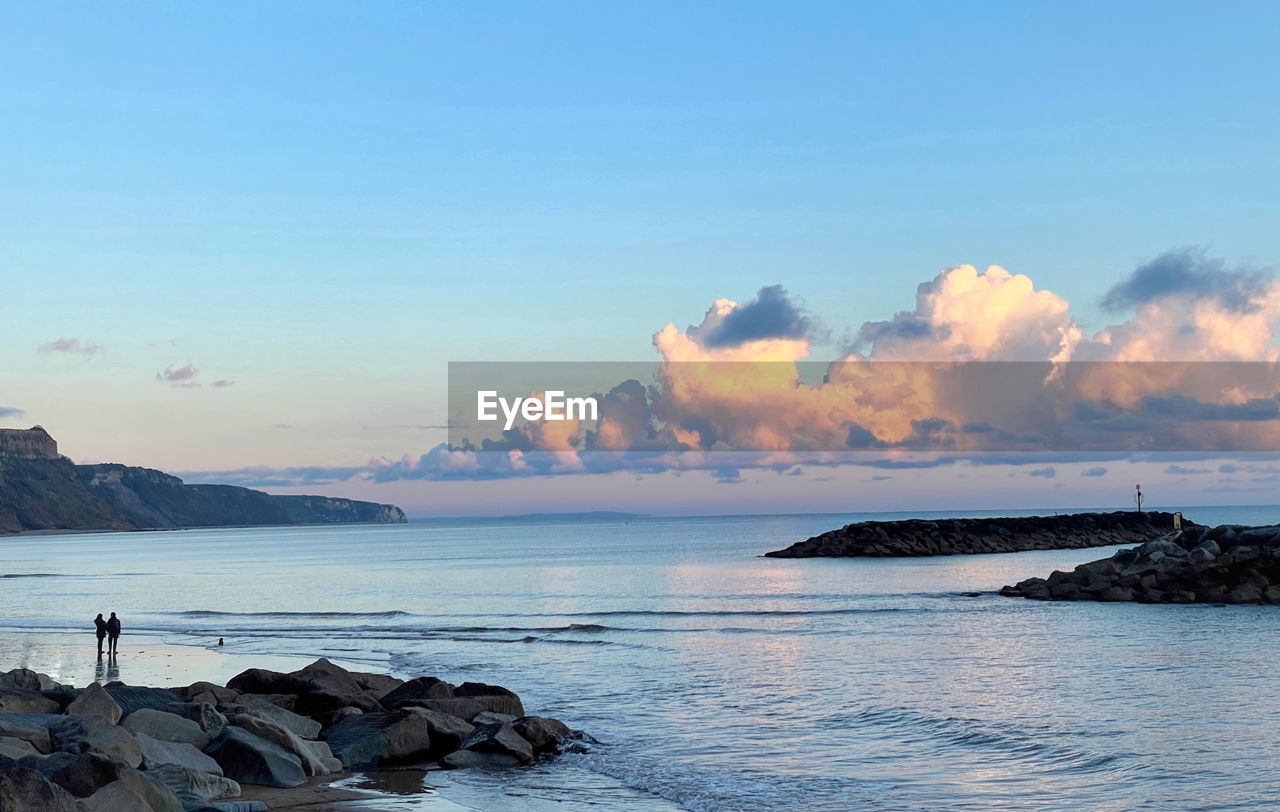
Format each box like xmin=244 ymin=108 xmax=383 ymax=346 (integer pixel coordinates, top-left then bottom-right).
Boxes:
xmin=106 ymin=612 xmax=121 ymax=656
xmin=93 ymin=613 xmax=107 ymax=656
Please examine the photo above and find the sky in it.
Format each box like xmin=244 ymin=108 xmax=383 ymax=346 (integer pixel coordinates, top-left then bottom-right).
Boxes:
xmin=3 ymin=2 xmax=1280 ymax=516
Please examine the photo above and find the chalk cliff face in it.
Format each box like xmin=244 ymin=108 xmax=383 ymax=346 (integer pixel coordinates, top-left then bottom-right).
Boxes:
xmin=0 ymin=427 xmax=407 ymax=534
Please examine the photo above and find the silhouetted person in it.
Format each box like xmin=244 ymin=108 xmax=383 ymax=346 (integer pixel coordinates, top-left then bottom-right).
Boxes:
xmin=106 ymin=612 xmax=121 ymax=656
xmin=94 ymin=613 xmax=107 ymax=656
xmin=217 ymin=637 xmax=224 ymax=646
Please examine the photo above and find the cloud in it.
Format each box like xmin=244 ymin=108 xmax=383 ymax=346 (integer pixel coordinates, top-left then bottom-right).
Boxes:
xmin=157 ymin=364 xmax=200 ymax=385
xmin=1029 ymin=467 xmax=1056 ymax=478
xmin=0 ymin=406 xmax=25 ymax=419
xmin=1101 ymin=248 xmax=1271 ymax=313
xmin=853 ymin=264 xmax=1081 ymax=362
xmin=38 ymin=338 xmax=104 ymax=358
xmin=1080 ymin=466 xmax=1107 ymax=477
xmin=687 ymin=285 xmax=822 ymax=349
xmin=210 ymin=379 xmax=236 ymax=388
xmin=1164 ymin=465 xmax=1211 ymax=475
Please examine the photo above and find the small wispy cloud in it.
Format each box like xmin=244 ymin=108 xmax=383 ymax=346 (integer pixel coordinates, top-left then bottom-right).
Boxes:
xmin=38 ymin=338 xmax=104 ymax=359
xmin=157 ymin=364 xmax=199 ymax=385
xmin=210 ymin=379 xmax=235 ymax=388
xmin=1080 ymin=466 xmax=1107 ymax=477
xmin=0 ymin=406 xmax=25 ymax=419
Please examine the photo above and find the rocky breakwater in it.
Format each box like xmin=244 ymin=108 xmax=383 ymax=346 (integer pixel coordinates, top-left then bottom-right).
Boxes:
xmin=0 ymin=659 xmax=581 ymax=811
xmin=999 ymin=523 xmax=1280 ymax=603
xmin=765 ymin=511 xmax=1187 ymax=558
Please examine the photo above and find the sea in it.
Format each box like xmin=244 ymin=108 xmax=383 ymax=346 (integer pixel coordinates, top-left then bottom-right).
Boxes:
xmin=4 ymin=505 xmax=1280 ymax=812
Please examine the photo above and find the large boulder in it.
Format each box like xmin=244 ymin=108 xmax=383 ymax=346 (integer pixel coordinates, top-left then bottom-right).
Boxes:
xmin=0 ymin=713 xmax=54 ymax=753
xmin=321 ymin=709 xmax=435 ymax=769
xmin=403 ymin=696 xmax=524 ymax=722
xmin=226 ymin=659 xmax=383 ymax=715
xmin=0 ymin=737 xmax=41 ymax=761
xmin=218 ymin=697 xmax=320 ymax=740
xmin=47 ymin=716 xmax=142 ymax=768
xmin=378 ymin=677 xmax=454 ymax=708
xmin=135 ymin=732 xmax=223 ymax=775
xmin=122 ymin=709 xmax=210 ymax=749
xmin=77 ymin=769 xmax=184 ymax=812
xmin=0 ymin=763 xmax=78 ymax=812
xmin=144 ymin=763 xmax=242 ymax=806
xmin=513 ymin=716 xmax=571 ymax=754
xmin=0 ymin=689 xmax=61 ymax=715
xmin=441 ymin=722 xmax=534 ymax=769
xmin=228 ymin=714 xmax=341 ymax=776
xmin=405 ymin=708 xmax=474 ymax=754
xmin=204 ymin=726 xmax=307 ymax=789
xmin=352 ymin=671 xmax=403 ymax=697
xmin=31 ymin=751 xmax=128 ymax=797
xmin=0 ymin=669 xmax=58 ymax=693
xmin=105 ymin=686 xmax=184 ymax=717
xmin=176 ymin=682 xmax=240 ymax=706
xmin=66 ymin=683 xmax=122 ymax=725
xmin=166 ymin=702 xmax=228 ymax=737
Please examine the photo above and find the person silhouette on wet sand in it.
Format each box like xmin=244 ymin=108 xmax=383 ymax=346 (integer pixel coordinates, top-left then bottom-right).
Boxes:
xmin=94 ymin=613 xmax=107 ymax=656
xmin=106 ymin=612 xmax=121 ymax=656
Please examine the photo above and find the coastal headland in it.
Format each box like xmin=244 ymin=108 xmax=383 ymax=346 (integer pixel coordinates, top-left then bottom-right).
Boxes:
xmin=0 ymin=427 xmax=406 ymax=535
xmin=764 ymin=510 xmax=1186 ymax=558
xmin=0 ymin=655 xmax=578 ymax=810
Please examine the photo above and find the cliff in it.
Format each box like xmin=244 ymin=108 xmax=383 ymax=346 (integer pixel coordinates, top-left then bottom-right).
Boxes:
xmin=764 ymin=511 xmax=1189 ymax=558
xmin=0 ymin=427 xmax=407 ymax=534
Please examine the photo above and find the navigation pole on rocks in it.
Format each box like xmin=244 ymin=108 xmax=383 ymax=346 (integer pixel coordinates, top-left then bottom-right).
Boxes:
xmin=1134 ymin=484 xmax=1143 ymax=513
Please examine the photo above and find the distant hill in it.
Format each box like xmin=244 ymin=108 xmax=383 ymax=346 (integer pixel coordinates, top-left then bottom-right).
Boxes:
xmin=0 ymin=426 xmax=406 ymax=535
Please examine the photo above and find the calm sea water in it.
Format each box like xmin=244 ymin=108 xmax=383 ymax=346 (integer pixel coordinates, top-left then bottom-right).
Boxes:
xmin=3 ymin=505 xmax=1280 ymax=811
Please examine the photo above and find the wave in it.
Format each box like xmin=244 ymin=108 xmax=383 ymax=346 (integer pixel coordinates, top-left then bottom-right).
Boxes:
xmin=174 ymin=610 xmax=412 ymax=618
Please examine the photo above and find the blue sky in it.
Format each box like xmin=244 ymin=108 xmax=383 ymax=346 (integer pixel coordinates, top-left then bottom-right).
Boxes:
xmin=3 ymin=2 xmax=1279 ymax=514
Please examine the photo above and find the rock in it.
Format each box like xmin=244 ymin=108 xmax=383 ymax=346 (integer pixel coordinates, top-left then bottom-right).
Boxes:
xmin=218 ymin=698 xmax=320 ymax=740
xmin=1189 ymin=539 xmax=1222 ymax=563
xmin=1136 ymin=538 xmax=1187 ymax=560
xmin=104 ymin=686 xmax=184 ymax=718
xmin=1097 ymin=586 xmax=1136 ymax=602
xmin=471 ymin=712 xmax=518 ymax=726
xmin=135 ymin=732 xmax=223 ymax=775
xmin=379 ymin=677 xmax=454 ymax=708
xmin=226 ymin=659 xmax=383 ymax=716
xmin=402 ymin=693 xmax=526 ymax=721
xmin=0 ymin=713 xmax=54 ymax=753
xmin=66 ymin=683 xmax=122 ymax=725
xmin=1227 ymin=583 xmax=1264 ymax=604
xmin=0 ymin=736 xmax=41 ymax=761
xmin=512 ymin=717 xmax=571 ymax=753
xmin=224 ymin=670 xmax=291 ymax=697
xmin=403 ymin=708 xmax=474 ymax=754
xmin=47 ymin=716 xmax=142 ymax=768
xmin=442 ymin=722 xmax=533 ymax=768
xmin=177 ymin=682 xmax=239 ymax=706
xmin=0 ymin=689 xmax=60 ymax=715
xmin=166 ymin=702 xmax=228 ymax=737
xmin=228 ymin=714 xmax=341 ymax=776
xmin=318 ymin=707 xmax=363 ymax=729
xmin=143 ymin=763 xmax=241 ymax=805
xmin=33 ymin=751 xmax=128 ymax=797
xmin=77 ymin=768 xmax=184 ymax=812
xmin=122 ymin=709 xmax=210 ymax=749
xmin=439 ymin=748 xmax=525 ymax=770
xmin=321 ymin=709 xmax=435 ymax=769
xmin=351 ymin=672 xmax=403 ymax=697
xmin=0 ymin=764 xmax=78 ymax=812
xmin=0 ymin=669 xmax=57 ymax=693
xmin=204 ymin=726 xmax=306 ymax=789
